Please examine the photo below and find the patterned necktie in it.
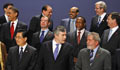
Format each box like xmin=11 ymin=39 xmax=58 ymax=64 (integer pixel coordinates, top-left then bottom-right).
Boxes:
xmin=54 ymin=44 xmax=59 ymax=60
xmin=77 ymin=31 xmax=81 ymax=44
xmin=90 ymin=50 xmax=94 ymax=65
xmin=97 ymin=16 xmax=101 ymax=27
xmin=40 ymin=31 xmax=45 ymax=43
xmin=19 ymin=47 xmax=23 ymax=61
xmin=10 ymin=22 xmax=14 ymax=39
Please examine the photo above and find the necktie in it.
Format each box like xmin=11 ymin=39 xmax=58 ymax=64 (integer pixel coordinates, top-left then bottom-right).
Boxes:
xmin=40 ymin=31 xmax=45 ymax=43
xmin=77 ymin=31 xmax=81 ymax=44
xmin=70 ymin=19 xmax=75 ymax=32
xmin=97 ymin=16 xmax=101 ymax=27
xmin=10 ymin=22 xmax=14 ymax=39
xmin=19 ymin=47 xmax=23 ymax=61
xmin=90 ymin=50 xmax=94 ymax=65
xmin=54 ymin=44 xmax=59 ymax=60
xmin=108 ymin=29 xmax=112 ymax=41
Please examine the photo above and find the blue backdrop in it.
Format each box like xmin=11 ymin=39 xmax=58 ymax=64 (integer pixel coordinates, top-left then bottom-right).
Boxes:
xmin=0 ymin=0 xmax=120 ymax=30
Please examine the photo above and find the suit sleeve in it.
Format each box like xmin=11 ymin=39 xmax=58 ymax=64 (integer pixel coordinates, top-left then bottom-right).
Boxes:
xmin=75 ymin=51 xmax=82 ymax=70
xmin=27 ymin=49 xmax=37 ymax=70
xmin=5 ymin=48 xmax=12 ymax=70
xmin=104 ymin=51 xmax=111 ymax=70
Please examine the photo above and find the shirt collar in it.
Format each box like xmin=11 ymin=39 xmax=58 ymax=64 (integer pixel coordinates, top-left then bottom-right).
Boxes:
xmin=110 ymin=26 xmax=119 ymax=32
xmin=19 ymin=43 xmax=27 ymax=52
xmin=4 ymin=14 xmax=9 ymax=22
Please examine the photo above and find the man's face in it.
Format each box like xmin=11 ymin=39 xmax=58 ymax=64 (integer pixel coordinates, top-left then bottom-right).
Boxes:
xmin=55 ymin=31 xmax=66 ymax=44
xmin=43 ymin=7 xmax=52 ymax=18
xmin=15 ymin=32 xmax=27 ymax=46
xmin=69 ymin=8 xmax=78 ymax=19
xmin=7 ymin=9 xmax=17 ymax=21
xmin=40 ymin=17 xmax=49 ymax=28
xmin=76 ymin=17 xmax=85 ymax=30
xmin=95 ymin=4 xmax=104 ymax=15
xmin=87 ymin=35 xmax=98 ymax=50
xmin=4 ymin=5 xmax=13 ymax=15
xmin=107 ymin=15 xmax=116 ymax=28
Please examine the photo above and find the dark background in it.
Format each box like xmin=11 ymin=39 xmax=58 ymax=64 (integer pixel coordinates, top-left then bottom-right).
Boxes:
xmin=0 ymin=0 xmax=120 ymax=30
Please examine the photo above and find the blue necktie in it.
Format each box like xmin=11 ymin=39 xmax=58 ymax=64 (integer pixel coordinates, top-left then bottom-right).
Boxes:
xmin=40 ymin=31 xmax=45 ymax=43
xmin=54 ymin=44 xmax=59 ymax=60
xmin=19 ymin=47 xmax=23 ymax=61
xmin=90 ymin=50 xmax=94 ymax=65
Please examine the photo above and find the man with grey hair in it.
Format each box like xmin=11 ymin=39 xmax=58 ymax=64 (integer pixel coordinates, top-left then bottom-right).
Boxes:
xmin=90 ymin=1 xmax=109 ymax=37
xmin=35 ymin=25 xmax=74 ymax=70
xmin=75 ymin=32 xmax=111 ymax=70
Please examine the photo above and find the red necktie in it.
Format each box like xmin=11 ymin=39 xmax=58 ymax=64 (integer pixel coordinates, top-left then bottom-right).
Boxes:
xmin=10 ymin=22 xmax=14 ymax=39
xmin=77 ymin=31 xmax=81 ymax=44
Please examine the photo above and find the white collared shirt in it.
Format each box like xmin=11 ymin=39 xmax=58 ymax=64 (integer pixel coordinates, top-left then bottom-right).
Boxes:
xmin=99 ymin=13 xmax=106 ymax=23
xmin=52 ymin=39 xmax=62 ymax=54
xmin=19 ymin=43 xmax=27 ymax=53
xmin=10 ymin=19 xmax=18 ymax=31
xmin=109 ymin=26 xmax=119 ymax=37
xmin=4 ymin=14 xmax=9 ymax=22
xmin=77 ymin=28 xmax=85 ymax=40
xmin=39 ymin=29 xmax=49 ymax=38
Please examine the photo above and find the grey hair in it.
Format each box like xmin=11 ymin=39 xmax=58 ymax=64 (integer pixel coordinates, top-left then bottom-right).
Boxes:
xmin=95 ymin=1 xmax=107 ymax=12
xmin=88 ymin=32 xmax=101 ymax=43
xmin=53 ymin=26 xmax=66 ymax=35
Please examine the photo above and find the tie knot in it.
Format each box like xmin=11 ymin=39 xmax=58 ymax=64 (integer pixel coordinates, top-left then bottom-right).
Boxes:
xmin=90 ymin=50 xmax=94 ymax=53
xmin=12 ymin=22 xmax=14 ymax=25
xmin=56 ymin=44 xmax=59 ymax=47
xmin=42 ymin=31 xmax=45 ymax=33
xmin=21 ymin=47 xmax=23 ymax=50
xmin=98 ymin=16 xmax=101 ymax=21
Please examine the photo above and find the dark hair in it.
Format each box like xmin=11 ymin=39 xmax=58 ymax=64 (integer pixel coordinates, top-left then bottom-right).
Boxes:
xmin=109 ymin=12 xmax=120 ymax=26
xmin=9 ymin=7 xmax=19 ymax=17
xmin=17 ymin=29 xmax=27 ymax=38
xmin=53 ymin=26 xmax=66 ymax=35
xmin=3 ymin=3 xmax=14 ymax=9
xmin=42 ymin=5 xmax=52 ymax=12
xmin=40 ymin=16 xmax=50 ymax=22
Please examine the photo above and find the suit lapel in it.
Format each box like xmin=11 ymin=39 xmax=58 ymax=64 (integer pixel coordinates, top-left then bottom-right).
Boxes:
xmin=14 ymin=46 xmax=20 ymax=65
xmin=7 ymin=23 xmax=11 ymax=39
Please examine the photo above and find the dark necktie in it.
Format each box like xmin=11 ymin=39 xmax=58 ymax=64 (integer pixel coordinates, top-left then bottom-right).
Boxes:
xmin=90 ymin=50 xmax=94 ymax=65
xmin=19 ymin=47 xmax=23 ymax=61
xmin=54 ymin=44 xmax=59 ymax=60
xmin=10 ymin=22 xmax=14 ymax=39
xmin=77 ymin=31 xmax=81 ymax=44
xmin=97 ymin=16 xmax=101 ymax=27
xmin=40 ymin=31 xmax=45 ymax=43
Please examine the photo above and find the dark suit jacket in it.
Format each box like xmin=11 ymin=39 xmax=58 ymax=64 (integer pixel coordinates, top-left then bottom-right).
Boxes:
xmin=6 ymin=44 xmax=37 ymax=70
xmin=113 ymin=49 xmax=120 ymax=70
xmin=31 ymin=31 xmax=54 ymax=52
xmin=29 ymin=14 xmax=53 ymax=33
xmin=0 ymin=15 xmax=7 ymax=41
xmin=67 ymin=30 xmax=89 ymax=58
xmin=61 ymin=18 xmax=71 ymax=32
xmin=1 ymin=21 xmax=27 ymax=52
xmin=100 ymin=28 xmax=120 ymax=55
xmin=90 ymin=14 xmax=109 ymax=37
xmin=35 ymin=41 xmax=74 ymax=70
xmin=75 ymin=47 xmax=111 ymax=70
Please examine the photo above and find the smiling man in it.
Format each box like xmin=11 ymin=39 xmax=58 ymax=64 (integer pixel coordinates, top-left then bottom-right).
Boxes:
xmin=61 ymin=7 xmax=79 ymax=32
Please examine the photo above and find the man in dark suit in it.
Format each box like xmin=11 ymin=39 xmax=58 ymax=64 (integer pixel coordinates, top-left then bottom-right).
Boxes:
xmin=61 ymin=7 xmax=79 ymax=32
xmin=1 ymin=7 xmax=27 ymax=53
xmin=29 ymin=5 xmax=53 ymax=34
xmin=100 ymin=12 xmax=120 ymax=69
xmin=5 ymin=29 xmax=37 ymax=70
xmin=31 ymin=16 xmax=54 ymax=52
xmin=67 ymin=16 xmax=89 ymax=63
xmin=75 ymin=32 xmax=111 ymax=70
xmin=90 ymin=1 xmax=109 ymax=37
xmin=35 ymin=26 xmax=74 ymax=70
xmin=0 ymin=3 xmax=14 ymax=41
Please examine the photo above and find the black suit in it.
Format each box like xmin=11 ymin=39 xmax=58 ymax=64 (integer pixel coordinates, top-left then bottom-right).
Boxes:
xmin=35 ymin=41 xmax=74 ymax=70
xmin=113 ymin=49 xmax=120 ymax=70
xmin=0 ymin=15 xmax=7 ymax=41
xmin=31 ymin=31 xmax=54 ymax=52
xmin=1 ymin=21 xmax=27 ymax=52
xmin=67 ymin=30 xmax=89 ymax=58
xmin=90 ymin=14 xmax=109 ymax=37
xmin=6 ymin=44 xmax=37 ymax=70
